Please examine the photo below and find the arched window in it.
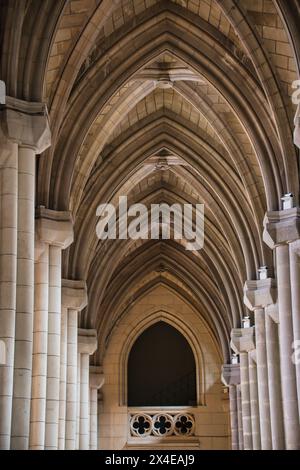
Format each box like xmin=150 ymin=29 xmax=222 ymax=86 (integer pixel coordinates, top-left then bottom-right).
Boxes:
xmin=128 ymin=321 xmax=197 ymax=407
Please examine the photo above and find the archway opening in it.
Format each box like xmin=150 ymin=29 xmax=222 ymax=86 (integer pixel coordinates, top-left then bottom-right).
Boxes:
xmin=128 ymin=321 xmax=197 ymax=407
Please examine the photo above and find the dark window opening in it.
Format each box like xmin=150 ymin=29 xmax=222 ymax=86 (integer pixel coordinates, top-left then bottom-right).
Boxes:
xmin=128 ymin=321 xmax=197 ymax=407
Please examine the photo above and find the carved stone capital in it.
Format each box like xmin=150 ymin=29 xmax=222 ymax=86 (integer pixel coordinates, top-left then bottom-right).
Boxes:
xmin=221 ymin=364 xmax=240 ymax=386
xmin=78 ymin=328 xmax=97 ymax=355
xmin=231 ymin=327 xmax=255 ymax=354
xmin=62 ymin=279 xmax=88 ymax=311
xmin=263 ymin=208 xmax=300 ymax=249
xmin=244 ymin=278 xmax=277 ymax=310
xmin=35 ymin=207 xmax=74 ymax=249
xmin=0 ymin=96 xmax=51 ymax=153
xmin=89 ymin=366 xmax=105 ymax=389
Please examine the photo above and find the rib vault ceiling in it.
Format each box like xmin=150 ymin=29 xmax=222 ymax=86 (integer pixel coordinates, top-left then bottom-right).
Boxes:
xmin=1 ymin=0 xmax=299 ymax=363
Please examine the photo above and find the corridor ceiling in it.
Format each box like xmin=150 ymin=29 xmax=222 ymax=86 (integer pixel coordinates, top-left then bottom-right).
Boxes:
xmin=1 ymin=0 xmax=299 ymax=362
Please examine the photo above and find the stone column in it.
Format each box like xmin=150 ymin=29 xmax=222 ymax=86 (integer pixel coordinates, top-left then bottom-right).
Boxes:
xmin=42 ymin=209 xmax=73 ymax=450
xmin=29 ymin=208 xmax=73 ymax=450
xmin=231 ymin=327 xmax=255 ymax=450
xmin=263 ymin=208 xmax=300 ymax=449
xmin=244 ymin=278 xmax=276 ymax=449
xmin=78 ymin=329 xmax=97 ymax=450
xmin=236 ymin=385 xmax=243 ymax=450
xmin=294 ymin=103 xmax=300 ymax=149
xmin=0 ymin=94 xmax=51 ymax=449
xmin=29 ymin=241 xmax=49 ymax=449
xmin=221 ymin=364 xmax=240 ymax=450
xmin=58 ymin=305 xmax=68 ymax=450
xmin=97 ymin=393 xmax=104 ymax=450
xmin=89 ymin=367 xmax=105 ymax=450
xmin=265 ymin=304 xmax=285 ymax=449
xmin=248 ymin=351 xmax=260 ymax=450
xmin=76 ymin=352 xmax=81 ymax=449
xmin=62 ymin=280 xmax=87 ymax=450
xmin=289 ymin=240 xmax=300 ymax=418
xmin=0 ymin=99 xmax=18 ymax=450
xmin=11 ymin=100 xmax=50 ymax=450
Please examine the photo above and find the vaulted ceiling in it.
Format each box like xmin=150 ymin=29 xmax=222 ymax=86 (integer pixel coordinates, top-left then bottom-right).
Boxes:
xmin=1 ymin=0 xmax=299 ymax=363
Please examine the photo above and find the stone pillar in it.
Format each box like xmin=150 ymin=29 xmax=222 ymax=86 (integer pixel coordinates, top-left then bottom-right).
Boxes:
xmin=255 ymin=310 xmax=272 ymax=449
xmin=265 ymin=304 xmax=285 ymax=449
xmin=236 ymin=385 xmax=243 ymax=450
xmin=11 ymin=100 xmax=50 ymax=450
xmin=244 ymin=278 xmax=276 ymax=449
xmin=30 ymin=211 xmax=73 ymax=450
xmin=263 ymin=208 xmax=300 ymax=449
xmin=29 ymin=241 xmax=49 ymax=449
xmin=97 ymin=393 xmax=103 ymax=450
xmin=240 ymin=352 xmax=252 ymax=450
xmin=221 ymin=364 xmax=240 ymax=450
xmin=89 ymin=367 xmax=105 ymax=450
xmin=289 ymin=240 xmax=300 ymax=418
xmin=29 ymin=208 xmax=73 ymax=450
xmin=248 ymin=351 xmax=260 ymax=450
xmin=78 ymin=329 xmax=97 ymax=450
xmin=76 ymin=352 xmax=81 ymax=449
xmin=231 ymin=327 xmax=255 ymax=450
xmin=0 ymin=94 xmax=51 ymax=449
xmin=58 ymin=306 xmax=68 ymax=450
xmin=0 ymin=102 xmax=18 ymax=450
xmin=294 ymin=103 xmax=300 ymax=149
xmin=62 ymin=280 xmax=87 ymax=450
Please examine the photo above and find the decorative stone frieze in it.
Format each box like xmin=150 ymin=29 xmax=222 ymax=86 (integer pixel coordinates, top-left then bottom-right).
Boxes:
xmin=129 ymin=413 xmax=195 ymax=438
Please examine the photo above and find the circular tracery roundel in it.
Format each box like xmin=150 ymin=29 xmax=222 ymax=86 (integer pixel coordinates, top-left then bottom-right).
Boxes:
xmin=174 ymin=413 xmax=195 ymax=436
xmin=130 ymin=413 xmax=152 ymax=437
xmin=152 ymin=413 xmax=174 ymax=436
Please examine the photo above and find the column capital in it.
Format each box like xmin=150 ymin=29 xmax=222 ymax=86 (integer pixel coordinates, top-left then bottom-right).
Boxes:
xmin=263 ymin=208 xmax=300 ymax=249
xmin=0 ymin=95 xmax=51 ymax=153
xmin=221 ymin=364 xmax=240 ymax=386
xmin=231 ymin=327 xmax=255 ymax=354
xmin=62 ymin=279 xmax=88 ymax=311
xmin=244 ymin=278 xmax=277 ymax=310
xmin=89 ymin=366 xmax=105 ymax=389
xmin=78 ymin=329 xmax=97 ymax=355
xmin=35 ymin=207 xmax=74 ymax=249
